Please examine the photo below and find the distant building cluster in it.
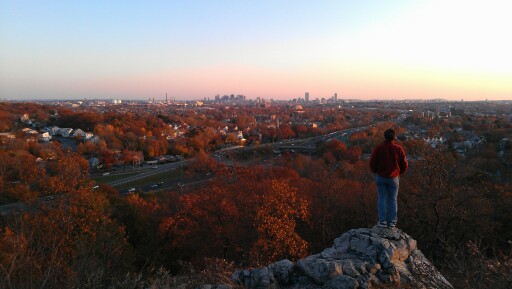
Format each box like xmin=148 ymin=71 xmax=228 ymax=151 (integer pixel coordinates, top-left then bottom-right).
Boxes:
xmin=421 ymin=107 xmax=452 ymax=120
xmin=290 ymin=92 xmax=341 ymax=105
xmin=213 ymin=94 xmax=247 ymax=103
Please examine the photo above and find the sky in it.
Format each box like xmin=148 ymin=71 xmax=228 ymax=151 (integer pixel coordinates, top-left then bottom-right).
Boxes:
xmin=1 ymin=0 xmax=511 ymax=101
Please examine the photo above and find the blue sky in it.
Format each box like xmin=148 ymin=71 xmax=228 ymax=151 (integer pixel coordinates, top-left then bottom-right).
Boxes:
xmin=1 ymin=0 xmax=511 ymax=100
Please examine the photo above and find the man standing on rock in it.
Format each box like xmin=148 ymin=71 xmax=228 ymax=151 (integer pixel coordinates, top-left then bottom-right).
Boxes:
xmin=369 ymin=128 xmax=408 ymax=229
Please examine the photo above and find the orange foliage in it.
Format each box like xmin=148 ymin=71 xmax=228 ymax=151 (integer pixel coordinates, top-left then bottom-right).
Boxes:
xmin=251 ymin=180 xmax=309 ymax=264
xmin=0 ymin=189 xmax=132 ymax=288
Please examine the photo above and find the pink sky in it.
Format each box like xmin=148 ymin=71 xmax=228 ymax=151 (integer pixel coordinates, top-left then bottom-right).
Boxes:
xmin=1 ymin=1 xmax=511 ymax=100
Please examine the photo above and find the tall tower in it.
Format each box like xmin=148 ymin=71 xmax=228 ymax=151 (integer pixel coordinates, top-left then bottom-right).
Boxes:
xmin=334 ymin=93 xmax=338 ymax=102
xmin=305 ymin=92 xmax=309 ymax=102
xmin=166 ymin=93 xmax=168 ymax=104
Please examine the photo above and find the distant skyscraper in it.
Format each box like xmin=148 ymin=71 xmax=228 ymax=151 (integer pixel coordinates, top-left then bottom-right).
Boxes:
xmin=166 ymin=93 xmax=168 ymax=104
xmin=305 ymin=92 xmax=309 ymax=102
xmin=334 ymin=93 xmax=338 ymax=102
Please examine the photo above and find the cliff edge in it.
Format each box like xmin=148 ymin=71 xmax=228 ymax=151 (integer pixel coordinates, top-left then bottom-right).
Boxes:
xmin=229 ymin=226 xmax=453 ymax=289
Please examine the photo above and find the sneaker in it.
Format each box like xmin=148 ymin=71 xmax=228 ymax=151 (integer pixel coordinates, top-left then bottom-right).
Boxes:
xmin=388 ymin=223 xmax=397 ymax=229
xmin=377 ymin=221 xmax=387 ymax=228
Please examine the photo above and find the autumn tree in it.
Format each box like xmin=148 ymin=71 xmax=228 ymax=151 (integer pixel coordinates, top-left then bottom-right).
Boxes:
xmin=160 ymin=167 xmax=309 ymax=266
xmin=104 ymin=191 xmax=167 ymax=268
xmin=0 ymin=188 xmax=133 ymax=289
xmin=159 ymin=185 xmax=242 ymax=263
xmin=250 ymin=179 xmax=309 ymax=264
xmin=399 ymin=144 xmax=499 ymax=258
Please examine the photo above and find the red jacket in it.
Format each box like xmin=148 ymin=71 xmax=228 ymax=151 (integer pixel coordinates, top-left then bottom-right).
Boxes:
xmin=369 ymin=140 xmax=408 ymax=178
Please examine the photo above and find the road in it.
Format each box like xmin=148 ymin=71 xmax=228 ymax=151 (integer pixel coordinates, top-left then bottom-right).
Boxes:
xmin=107 ymin=160 xmax=188 ymax=187
xmin=116 ymin=116 xmax=408 ymax=192
xmin=117 ymin=173 xmax=215 ymax=195
xmin=0 ymin=195 xmax=62 ymax=216
xmin=0 ymin=114 xmax=409 ymax=213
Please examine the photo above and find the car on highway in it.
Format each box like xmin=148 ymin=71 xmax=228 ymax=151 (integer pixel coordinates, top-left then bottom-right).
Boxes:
xmin=102 ymin=172 xmax=110 ymax=176
xmin=127 ymin=188 xmax=135 ymax=193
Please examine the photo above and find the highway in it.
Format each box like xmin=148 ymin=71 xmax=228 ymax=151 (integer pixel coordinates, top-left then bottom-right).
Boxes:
xmin=0 ymin=195 xmax=62 ymax=216
xmin=0 ymin=114 xmax=409 ymax=213
xmin=107 ymin=160 xmax=188 ymax=187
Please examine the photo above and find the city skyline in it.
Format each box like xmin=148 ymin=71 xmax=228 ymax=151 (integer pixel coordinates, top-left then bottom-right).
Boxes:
xmin=1 ymin=0 xmax=511 ymax=101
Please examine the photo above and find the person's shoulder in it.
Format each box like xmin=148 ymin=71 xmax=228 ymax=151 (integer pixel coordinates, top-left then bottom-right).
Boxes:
xmin=392 ymin=142 xmax=406 ymax=152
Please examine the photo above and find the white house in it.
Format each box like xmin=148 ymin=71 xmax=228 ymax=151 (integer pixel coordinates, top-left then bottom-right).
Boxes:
xmin=84 ymin=132 xmax=94 ymax=141
xmin=87 ymin=135 xmax=100 ymax=143
xmin=20 ymin=114 xmax=30 ymax=123
xmin=72 ymin=129 xmax=85 ymax=139
xmin=236 ymin=131 xmax=245 ymax=140
xmin=22 ymin=128 xmax=38 ymax=135
xmin=38 ymin=132 xmax=52 ymax=142
xmin=0 ymin=132 xmax=15 ymax=144
xmin=59 ymin=128 xmax=73 ymax=137
xmin=48 ymin=126 xmax=60 ymax=136
xmin=70 ymin=129 xmax=95 ymax=141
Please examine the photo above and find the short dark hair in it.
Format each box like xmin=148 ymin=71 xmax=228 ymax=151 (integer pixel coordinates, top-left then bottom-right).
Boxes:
xmin=384 ymin=128 xmax=396 ymax=141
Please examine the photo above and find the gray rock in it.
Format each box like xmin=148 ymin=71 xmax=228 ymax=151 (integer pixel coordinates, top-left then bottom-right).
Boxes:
xmin=230 ymin=227 xmax=453 ymax=289
xmin=232 ymin=267 xmax=277 ymax=289
xmin=231 ymin=270 xmax=249 ymax=286
xmin=324 ymin=275 xmax=359 ymax=289
xmin=268 ymin=259 xmax=294 ymax=285
xmin=406 ymin=250 xmax=453 ymax=289
xmin=198 ymin=285 xmax=233 ymax=289
xmin=339 ymin=259 xmax=364 ymax=277
xmin=296 ymin=256 xmax=343 ymax=284
xmin=378 ymin=249 xmax=393 ymax=270
xmin=249 ymin=267 xmax=276 ymax=289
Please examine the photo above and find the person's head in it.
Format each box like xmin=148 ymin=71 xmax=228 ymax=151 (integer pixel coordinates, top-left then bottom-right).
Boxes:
xmin=384 ymin=128 xmax=396 ymax=141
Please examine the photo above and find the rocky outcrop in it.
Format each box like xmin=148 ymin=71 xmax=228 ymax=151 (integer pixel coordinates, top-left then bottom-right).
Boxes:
xmin=231 ymin=227 xmax=453 ymax=289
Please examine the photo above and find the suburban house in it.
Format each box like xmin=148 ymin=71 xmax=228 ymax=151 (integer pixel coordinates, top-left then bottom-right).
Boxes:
xmin=20 ymin=114 xmax=30 ymax=123
xmin=59 ymin=128 xmax=73 ymax=137
xmin=0 ymin=133 xmax=15 ymax=144
xmin=72 ymin=129 xmax=85 ymax=138
xmin=84 ymin=132 xmax=94 ymax=141
xmin=49 ymin=126 xmax=60 ymax=135
xmin=157 ymin=155 xmax=176 ymax=163
xmin=71 ymin=128 xmax=95 ymax=141
xmin=38 ymin=132 xmax=52 ymax=142
xmin=87 ymin=135 xmax=100 ymax=143
xmin=22 ymin=128 xmax=38 ymax=135
xmin=236 ymin=131 xmax=246 ymax=145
